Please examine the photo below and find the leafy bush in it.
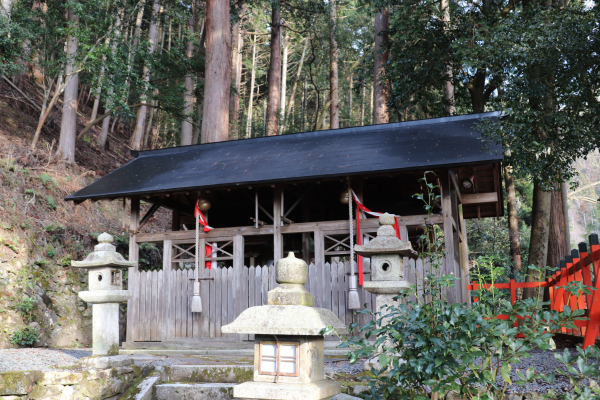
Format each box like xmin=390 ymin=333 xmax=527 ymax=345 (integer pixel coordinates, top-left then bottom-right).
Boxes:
xmin=39 ymin=172 xmax=54 ymax=186
xmin=46 ymin=244 xmax=56 ymax=258
xmin=328 ymin=173 xmax=592 ymax=400
xmin=45 ymin=195 xmax=57 ymax=210
xmin=9 ymin=327 xmax=39 ymax=347
xmin=59 ymin=255 xmax=72 ymax=267
xmin=549 ymin=346 xmax=600 ymax=400
xmin=14 ymin=297 xmax=36 ymax=323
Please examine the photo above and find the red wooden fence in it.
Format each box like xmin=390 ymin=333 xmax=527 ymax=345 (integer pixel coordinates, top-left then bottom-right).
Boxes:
xmin=467 ymin=234 xmax=600 ymax=349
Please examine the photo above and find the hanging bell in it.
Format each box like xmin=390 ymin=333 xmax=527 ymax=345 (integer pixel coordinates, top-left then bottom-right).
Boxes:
xmin=340 ymin=190 xmax=350 ymax=204
xmin=197 ymin=198 xmax=211 ymax=211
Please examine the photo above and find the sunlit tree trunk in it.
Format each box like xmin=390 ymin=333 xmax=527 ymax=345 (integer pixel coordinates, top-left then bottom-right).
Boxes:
xmin=57 ymin=9 xmax=79 ymax=163
xmin=245 ymin=35 xmax=257 ymax=138
xmin=97 ymin=9 xmax=123 ymax=150
xmin=265 ymin=6 xmax=281 ymax=136
xmin=229 ymin=7 xmax=245 ymax=138
xmin=441 ymin=0 xmax=455 ymax=115
xmin=348 ymin=76 xmax=353 ymax=127
xmin=201 ymin=0 xmax=231 ymax=143
xmin=329 ymin=0 xmax=339 ymax=129
xmin=192 ymin=16 xmax=205 ymax=145
xmin=547 ymin=186 xmax=567 ymax=268
xmin=301 ymin=79 xmax=307 ymax=132
xmin=361 ymin=85 xmax=365 ymax=126
xmin=279 ymin=32 xmax=288 ymax=134
xmin=131 ymin=0 xmax=160 ymax=150
xmin=181 ymin=15 xmax=195 ymax=146
xmin=283 ymin=38 xmax=308 ymax=133
xmin=373 ymin=8 xmax=389 ymax=124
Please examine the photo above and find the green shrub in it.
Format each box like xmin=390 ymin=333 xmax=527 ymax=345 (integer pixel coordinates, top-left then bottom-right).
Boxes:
xmin=59 ymin=255 xmax=72 ymax=267
xmin=328 ymin=173 xmax=592 ymax=400
xmin=45 ymin=195 xmax=57 ymax=210
xmin=39 ymin=172 xmax=54 ymax=186
xmin=14 ymin=297 xmax=36 ymax=323
xmin=46 ymin=244 xmax=56 ymax=258
xmin=9 ymin=327 xmax=39 ymax=347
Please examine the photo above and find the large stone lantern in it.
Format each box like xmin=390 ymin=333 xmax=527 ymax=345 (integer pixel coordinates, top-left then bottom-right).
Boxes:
xmin=354 ymin=213 xmax=417 ymax=369
xmin=72 ymin=233 xmax=136 ymax=356
xmin=222 ymin=252 xmax=348 ymax=400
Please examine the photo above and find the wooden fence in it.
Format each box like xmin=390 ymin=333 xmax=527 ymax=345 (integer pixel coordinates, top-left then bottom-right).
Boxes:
xmin=468 ymin=233 xmax=600 ymax=349
xmin=127 ymin=257 xmax=436 ymax=343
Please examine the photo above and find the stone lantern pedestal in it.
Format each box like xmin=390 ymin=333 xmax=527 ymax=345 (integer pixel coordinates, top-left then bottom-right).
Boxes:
xmin=72 ymin=233 xmax=136 ymax=357
xmin=354 ymin=213 xmax=417 ymax=370
xmin=222 ymin=252 xmax=348 ymax=400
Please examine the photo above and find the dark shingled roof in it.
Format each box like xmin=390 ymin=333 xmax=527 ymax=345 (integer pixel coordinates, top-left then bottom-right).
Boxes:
xmin=66 ymin=112 xmax=503 ymax=202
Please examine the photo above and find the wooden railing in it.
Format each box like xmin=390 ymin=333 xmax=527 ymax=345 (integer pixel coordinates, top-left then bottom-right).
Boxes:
xmin=467 ymin=234 xmax=600 ymax=349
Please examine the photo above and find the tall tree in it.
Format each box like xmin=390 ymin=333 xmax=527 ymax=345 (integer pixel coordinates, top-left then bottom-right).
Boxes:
xmin=229 ymin=7 xmax=245 ymax=138
xmin=56 ymin=8 xmax=79 ymax=163
xmin=504 ymin=164 xmax=522 ymax=272
xmin=245 ymin=34 xmax=257 ymax=138
xmin=181 ymin=14 xmax=195 ymax=146
xmin=279 ymin=31 xmax=288 ymax=134
xmin=201 ymin=0 xmax=231 ymax=143
xmin=373 ymin=8 xmax=389 ymax=124
xmin=329 ymin=0 xmax=339 ymax=129
xmin=130 ymin=0 xmax=161 ymax=150
xmin=265 ymin=5 xmax=281 ymax=136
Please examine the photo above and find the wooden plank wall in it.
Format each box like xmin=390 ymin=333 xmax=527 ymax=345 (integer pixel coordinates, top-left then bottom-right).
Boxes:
xmin=128 ymin=258 xmax=443 ymax=342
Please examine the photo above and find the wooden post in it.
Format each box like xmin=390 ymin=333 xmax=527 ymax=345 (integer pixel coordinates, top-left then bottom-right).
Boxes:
xmin=126 ymin=197 xmax=140 ymax=343
xmin=314 ymin=230 xmax=324 ymax=269
xmin=162 ymin=239 xmax=172 ymax=341
xmin=172 ymin=209 xmax=180 ymax=231
xmin=273 ymin=187 xmax=283 ymax=262
xmin=441 ymin=175 xmax=457 ymax=303
xmin=233 ymin=235 xmax=244 ymax=340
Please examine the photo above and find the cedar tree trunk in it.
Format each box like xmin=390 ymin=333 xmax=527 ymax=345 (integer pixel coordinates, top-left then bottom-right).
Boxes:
xmin=373 ymin=8 xmax=389 ymax=124
xmin=265 ymin=6 xmax=281 ymax=136
xmin=201 ymin=0 xmax=231 ymax=143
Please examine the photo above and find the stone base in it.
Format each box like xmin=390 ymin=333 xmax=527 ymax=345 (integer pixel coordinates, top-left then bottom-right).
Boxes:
xmin=234 ymin=380 xmax=340 ymax=400
xmin=78 ymin=355 xmax=134 ymax=369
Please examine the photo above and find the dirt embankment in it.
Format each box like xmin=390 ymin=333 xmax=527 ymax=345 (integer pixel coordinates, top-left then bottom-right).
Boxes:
xmin=0 ymin=78 xmax=170 ymax=349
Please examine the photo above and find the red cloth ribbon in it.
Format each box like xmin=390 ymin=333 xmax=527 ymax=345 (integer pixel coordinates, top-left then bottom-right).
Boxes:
xmin=351 ymin=189 xmax=401 ymax=286
xmin=195 ymin=199 xmax=214 ymax=270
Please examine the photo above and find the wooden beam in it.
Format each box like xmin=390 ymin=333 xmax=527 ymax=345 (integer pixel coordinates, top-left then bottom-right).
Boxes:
xmin=137 ymin=199 xmax=164 ymax=232
xmin=461 ymin=192 xmax=498 ymax=205
xmin=134 ymin=215 xmax=444 ymax=243
xmin=448 ymin=170 xmax=463 ymax=204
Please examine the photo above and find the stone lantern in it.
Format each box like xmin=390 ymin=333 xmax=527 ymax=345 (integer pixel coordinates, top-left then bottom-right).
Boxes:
xmin=354 ymin=213 xmax=417 ymax=369
xmin=72 ymin=232 xmax=136 ymax=356
xmin=222 ymin=252 xmax=348 ymax=400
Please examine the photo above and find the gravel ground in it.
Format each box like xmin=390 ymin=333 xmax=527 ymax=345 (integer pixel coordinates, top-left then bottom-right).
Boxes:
xmin=0 ymin=347 xmax=593 ymax=395
xmin=0 ymin=349 xmax=91 ymax=372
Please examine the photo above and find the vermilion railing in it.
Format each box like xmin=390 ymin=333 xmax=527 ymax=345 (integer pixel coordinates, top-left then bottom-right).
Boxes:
xmin=467 ymin=234 xmax=600 ymax=349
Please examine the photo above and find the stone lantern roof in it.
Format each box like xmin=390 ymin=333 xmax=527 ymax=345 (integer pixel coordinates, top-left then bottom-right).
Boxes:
xmin=72 ymin=233 xmax=137 ymax=269
xmin=222 ymin=252 xmax=348 ymax=336
xmin=353 ymin=213 xmax=418 ymax=259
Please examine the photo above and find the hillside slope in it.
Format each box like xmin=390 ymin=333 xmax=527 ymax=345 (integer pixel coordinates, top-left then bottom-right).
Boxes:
xmin=0 ymin=80 xmax=170 ymax=349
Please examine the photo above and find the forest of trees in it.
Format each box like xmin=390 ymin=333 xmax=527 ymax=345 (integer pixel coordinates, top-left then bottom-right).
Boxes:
xmin=1 ymin=0 xmax=599 ymax=295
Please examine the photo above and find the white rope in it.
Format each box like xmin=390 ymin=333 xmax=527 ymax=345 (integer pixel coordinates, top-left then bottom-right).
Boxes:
xmin=348 ymin=187 xmax=355 ymax=276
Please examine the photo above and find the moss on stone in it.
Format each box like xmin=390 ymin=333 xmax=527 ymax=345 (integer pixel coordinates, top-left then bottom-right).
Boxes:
xmin=107 ymin=343 xmax=120 ymax=356
xmin=0 ymin=371 xmax=41 ymax=396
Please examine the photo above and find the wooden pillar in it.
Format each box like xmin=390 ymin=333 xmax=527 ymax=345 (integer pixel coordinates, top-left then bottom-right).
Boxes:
xmin=302 ymin=201 xmax=311 ymax=263
xmin=273 ymin=187 xmax=283 ymax=262
xmin=172 ymin=209 xmax=180 ymax=231
xmin=441 ymin=175 xmax=457 ymax=303
xmin=162 ymin=239 xmax=172 ymax=341
xmin=458 ymin=205 xmax=470 ymax=304
xmin=126 ymin=197 xmax=140 ymax=343
xmin=233 ymin=235 xmax=244 ymax=340
xmin=314 ymin=230 xmax=324 ymax=269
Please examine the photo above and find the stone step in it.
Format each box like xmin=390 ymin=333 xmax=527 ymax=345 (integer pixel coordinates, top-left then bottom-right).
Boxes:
xmin=154 ymin=383 xmax=236 ymax=400
xmin=162 ymin=365 xmax=254 ymax=384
